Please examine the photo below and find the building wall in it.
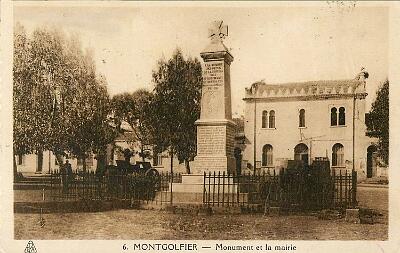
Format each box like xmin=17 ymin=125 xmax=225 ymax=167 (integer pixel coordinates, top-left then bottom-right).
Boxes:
xmin=16 ymin=151 xmax=97 ymax=174
xmin=243 ymin=93 xmax=370 ymax=177
xmin=152 ymin=151 xmax=188 ymax=174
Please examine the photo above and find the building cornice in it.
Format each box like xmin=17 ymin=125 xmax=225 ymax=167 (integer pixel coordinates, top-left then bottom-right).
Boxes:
xmin=244 ymin=79 xmax=367 ymax=99
xmin=243 ymin=93 xmax=368 ymax=103
xmin=195 ymin=119 xmax=237 ymax=127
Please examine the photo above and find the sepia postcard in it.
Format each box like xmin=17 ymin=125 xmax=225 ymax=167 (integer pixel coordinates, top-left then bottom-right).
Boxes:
xmin=1 ymin=1 xmax=400 ymax=253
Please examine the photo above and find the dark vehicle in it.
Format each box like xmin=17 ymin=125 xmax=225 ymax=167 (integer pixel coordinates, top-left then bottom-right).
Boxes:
xmin=97 ymin=160 xmax=159 ymax=177
xmin=96 ymin=160 xmax=161 ymax=200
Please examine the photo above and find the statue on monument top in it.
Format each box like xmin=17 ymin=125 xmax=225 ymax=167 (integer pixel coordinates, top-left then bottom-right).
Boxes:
xmin=202 ymin=20 xmax=232 ymax=57
xmin=208 ymin=20 xmax=228 ymax=42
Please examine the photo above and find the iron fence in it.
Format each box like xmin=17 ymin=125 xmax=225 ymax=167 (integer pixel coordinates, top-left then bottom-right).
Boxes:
xmin=49 ymin=170 xmax=181 ymax=205
xmin=49 ymin=167 xmax=356 ymax=211
xmin=203 ymin=169 xmax=357 ymax=210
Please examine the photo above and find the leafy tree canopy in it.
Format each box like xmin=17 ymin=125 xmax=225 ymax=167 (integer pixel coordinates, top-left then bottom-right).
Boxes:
xmin=366 ymin=79 xmax=389 ymax=165
xmin=13 ymin=23 xmax=116 ymax=169
xmin=151 ymin=49 xmax=202 ymax=173
xmin=111 ymin=89 xmax=154 ymax=161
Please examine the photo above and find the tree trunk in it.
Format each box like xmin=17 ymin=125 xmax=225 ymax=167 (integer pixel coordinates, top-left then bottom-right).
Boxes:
xmin=37 ymin=149 xmax=43 ymax=173
xmin=96 ymin=151 xmax=106 ymax=172
xmin=111 ymin=142 xmax=115 ymax=165
xmin=141 ymin=145 xmax=145 ymax=162
xmin=55 ymin=153 xmax=64 ymax=172
xmin=185 ymin=159 xmax=190 ymax=174
xmin=82 ymin=154 xmax=87 ymax=172
xmin=169 ymin=150 xmax=174 ymax=205
xmin=13 ymin=153 xmax=18 ymax=182
xmin=170 ymin=151 xmax=173 ymax=175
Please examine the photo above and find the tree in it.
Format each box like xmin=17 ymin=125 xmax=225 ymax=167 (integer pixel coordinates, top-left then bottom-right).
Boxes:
xmin=111 ymin=89 xmax=154 ymax=162
xmin=366 ymin=79 xmax=389 ymax=165
xmin=151 ymin=49 xmax=202 ymax=173
xmin=13 ymin=24 xmax=116 ymax=178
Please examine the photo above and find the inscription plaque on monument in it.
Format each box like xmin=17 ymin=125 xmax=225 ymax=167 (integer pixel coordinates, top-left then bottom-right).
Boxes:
xmin=203 ymin=61 xmax=224 ymax=86
xmin=197 ymin=126 xmax=226 ymax=155
xmin=201 ymin=61 xmax=225 ymax=119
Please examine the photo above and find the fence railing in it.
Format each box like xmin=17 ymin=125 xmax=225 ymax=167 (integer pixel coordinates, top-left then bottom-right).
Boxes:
xmin=49 ymin=170 xmax=181 ymax=205
xmin=49 ymin=168 xmax=356 ymax=211
xmin=203 ymin=169 xmax=357 ymax=210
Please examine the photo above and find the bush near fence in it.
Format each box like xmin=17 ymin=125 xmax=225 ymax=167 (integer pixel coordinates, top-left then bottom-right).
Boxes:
xmin=49 ymin=170 xmax=181 ymax=204
xmin=203 ymin=168 xmax=357 ymax=210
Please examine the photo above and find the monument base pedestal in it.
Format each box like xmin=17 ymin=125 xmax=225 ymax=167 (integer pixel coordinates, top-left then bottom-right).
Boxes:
xmin=172 ymin=174 xmax=204 ymax=193
xmin=191 ymin=155 xmax=236 ymax=174
xmin=172 ymin=173 xmax=239 ymax=193
xmin=154 ymin=174 xmax=242 ymax=205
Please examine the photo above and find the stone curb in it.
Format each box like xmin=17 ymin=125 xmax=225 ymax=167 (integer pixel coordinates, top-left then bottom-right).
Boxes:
xmin=357 ymin=183 xmax=388 ymax=188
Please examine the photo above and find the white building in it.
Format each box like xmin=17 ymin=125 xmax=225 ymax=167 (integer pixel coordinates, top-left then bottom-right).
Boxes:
xmin=16 ymin=124 xmax=188 ymax=175
xmin=15 ymin=151 xmax=97 ymax=175
xmin=241 ymin=70 xmax=381 ymax=179
xmin=111 ymin=129 xmax=188 ymax=174
xmin=15 ymin=143 xmax=187 ymax=175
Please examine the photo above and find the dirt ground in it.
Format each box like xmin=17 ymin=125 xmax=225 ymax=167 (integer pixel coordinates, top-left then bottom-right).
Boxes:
xmin=14 ymin=209 xmax=387 ymax=240
xmin=14 ymin=185 xmax=388 ymax=240
xmin=357 ymin=186 xmax=388 ymax=212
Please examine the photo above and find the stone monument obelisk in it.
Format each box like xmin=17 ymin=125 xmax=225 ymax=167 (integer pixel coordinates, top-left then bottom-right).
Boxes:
xmin=192 ymin=20 xmax=236 ymax=174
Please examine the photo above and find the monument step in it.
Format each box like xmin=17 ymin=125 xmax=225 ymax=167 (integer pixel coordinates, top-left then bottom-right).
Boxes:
xmin=179 ymin=174 xmax=205 ymax=184
xmin=172 ymin=182 xmax=239 ymax=193
xmin=172 ymin=173 xmax=240 ymax=193
xmin=154 ymin=191 xmax=204 ymax=203
xmin=153 ymin=191 xmax=249 ymax=204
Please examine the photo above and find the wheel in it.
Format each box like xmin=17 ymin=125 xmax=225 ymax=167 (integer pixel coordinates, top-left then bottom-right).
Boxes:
xmin=145 ymin=168 xmax=159 ymax=177
xmin=145 ymin=168 xmax=161 ymax=191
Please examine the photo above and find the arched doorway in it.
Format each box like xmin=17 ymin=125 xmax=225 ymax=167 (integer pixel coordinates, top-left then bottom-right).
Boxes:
xmin=294 ymin=143 xmax=309 ymax=165
xmin=234 ymin=147 xmax=242 ymax=175
xmin=262 ymin=144 xmax=273 ymax=167
xmin=367 ymin=145 xmax=377 ymax=178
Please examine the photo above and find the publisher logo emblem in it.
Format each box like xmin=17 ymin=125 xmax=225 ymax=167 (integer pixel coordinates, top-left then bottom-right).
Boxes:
xmin=24 ymin=241 xmax=37 ymax=253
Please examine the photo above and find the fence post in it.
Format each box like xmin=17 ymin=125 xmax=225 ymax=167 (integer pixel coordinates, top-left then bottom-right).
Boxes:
xmin=339 ymin=170 xmax=343 ymax=207
xmin=203 ymin=172 xmax=206 ymax=205
xmin=344 ymin=170 xmax=348 ymax=207
xmin=332 ymin=168 xmax=336 ymax=207
xmin=352 ymin=170 xmax=357 ymax=207
xmin=217 ymin=171 xmax=221 ymax=207
xmin=213 ymin=171 xmax=216 ymax=206
xmin=236 ymin=172 xmax=240 ymax=205
xmin=50 ymin=170 xmax=53 ymax=201
xmin=222 ymin=171 xmax=225 ymax=207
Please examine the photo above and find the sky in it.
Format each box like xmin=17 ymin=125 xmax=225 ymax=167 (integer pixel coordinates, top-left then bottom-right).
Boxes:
xmin=14 ymin=2 xmax=388 ymax=116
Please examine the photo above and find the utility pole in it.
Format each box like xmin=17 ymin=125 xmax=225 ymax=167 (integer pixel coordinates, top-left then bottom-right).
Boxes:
xmin=48 ymin=151 xmax=51 ymax=174
xmin=253 ymin=95 xmax=257 ymax=175
xmin=352 ymin=94 xmax=356 ymax=172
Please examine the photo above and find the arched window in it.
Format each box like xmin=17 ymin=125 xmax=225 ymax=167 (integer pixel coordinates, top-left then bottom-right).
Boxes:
xmin=339 ymin=107 xmax=345 ymax=125
xmin=299 ymin=109 xmax=305 ymax=127
xmin=332 ymin=143 xmax=344 ymax=166
xmin=331 ymin=107 xmax=337 ymax=126
xmin=262 ymin=111 xmax=268 ymax=128
xmin=269 ymin=110 xmax=275 ymax=128
xmin=294 ymin=143 xmax=309 ymax=165
xmin=262 ymin=144 xmax=273 ymax=166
